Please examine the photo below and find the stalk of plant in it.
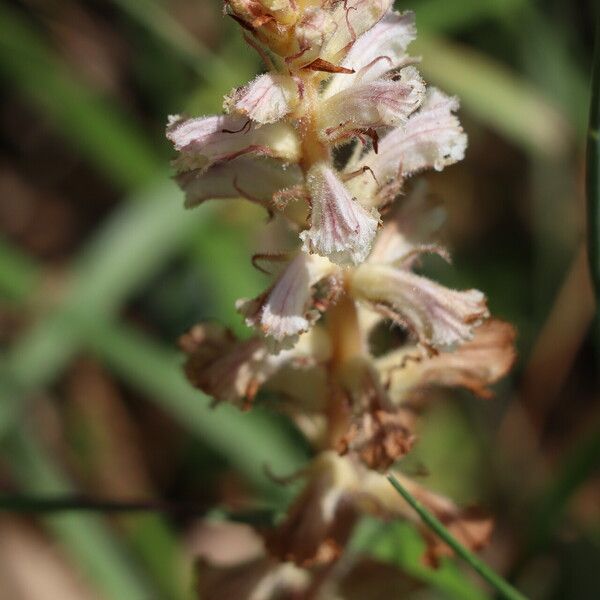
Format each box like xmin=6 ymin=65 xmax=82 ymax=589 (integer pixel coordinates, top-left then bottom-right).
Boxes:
xmin=168 ymin=1 xmax=517 ymax=597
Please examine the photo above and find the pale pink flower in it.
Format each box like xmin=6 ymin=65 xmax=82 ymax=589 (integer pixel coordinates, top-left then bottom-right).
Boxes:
xmin=176 ymin=156 xmax=303 ymax=209
xmin=237 ymin=253 xmax=337 ymax=349
xmin=317 ymin=67 xmax=425 ymax=142
xmin=224 ymin=72 xmax=300 ymax=125
xmin=349 ymin=204 xmax=488 ymax=350
xmin=300 ymin=163 xmax=380 ymax=266
xmin=346 ymin=88 xmax=468 ymax=206
xmin=168 ymin=4 xmax=516 ymax=588
xmin=166 ymin=114 xmax=300 ymax=173
xmin=324 ymin=11 xmax=417 ymax=98
xmin=351 ymin=264 xmax=488 ymax=350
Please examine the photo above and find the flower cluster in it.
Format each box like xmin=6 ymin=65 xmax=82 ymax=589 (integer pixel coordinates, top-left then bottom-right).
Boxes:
xmin=168 ymin=1 xmax=516 ymax=596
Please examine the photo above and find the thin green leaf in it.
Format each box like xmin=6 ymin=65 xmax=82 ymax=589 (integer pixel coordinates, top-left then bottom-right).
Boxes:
xmin=1 ymin=178 xmax=204 ymax=401
xmin=515 ymin=6 xmax=589 ymax=137
xmin=0 ymin=190 xmax=303 ymax=498
xmin=124 ymin=515 xmax=190 ymax=600
xmin=587 ymin=11 xmax=600 ymax=299
xmin=351 ymin=518 xmax=490 ymax=600
xmin=387 ymin=475 xmax=529 ymax=600
xmin=0 ymin=236 xmax=39 ymax=302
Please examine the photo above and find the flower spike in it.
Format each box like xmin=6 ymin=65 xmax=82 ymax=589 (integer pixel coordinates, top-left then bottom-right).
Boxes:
xmin=167 ymin=2 xmax=516 ymax=593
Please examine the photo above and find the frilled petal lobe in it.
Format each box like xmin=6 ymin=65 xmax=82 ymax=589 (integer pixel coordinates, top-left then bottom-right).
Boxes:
xmin=300 ymin=163 xmax=379 ymax=266
xmin=387 ymin=88 xmax=468 ymax=173
xmin=346 ymin=88 xmax=467 ymax=205
xmin=350 ymin=264 xmax=489 ymax=349
xmin=378 ymin=319 xmax=516 ymax=400
xmin=225 ymin=73 xmax=299 ymax=125
xmin=176 ymin=157 xmax=303 ymax=208
xmin=325 ymin=10 xmax=417 ymax=98
xmin=320 ymin=0 xmax=394 ymax=64
xmin=179 ymin=324 xmax=285 ymax=408
xmin=237 ymin=254 xmax=335 ymax=349
xmin=318 ymin=67 xmax=424 ymax=140
xmin=166 ymin=114 xmax=300 ymax=173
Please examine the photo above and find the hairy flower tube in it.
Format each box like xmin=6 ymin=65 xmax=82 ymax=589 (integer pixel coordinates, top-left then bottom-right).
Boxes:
xmin=168 ymin=1 xmax=516 ymax=595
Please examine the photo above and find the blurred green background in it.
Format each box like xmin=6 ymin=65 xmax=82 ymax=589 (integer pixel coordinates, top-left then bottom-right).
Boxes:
xmin=0 ymin=0 xmax=598 ymax=598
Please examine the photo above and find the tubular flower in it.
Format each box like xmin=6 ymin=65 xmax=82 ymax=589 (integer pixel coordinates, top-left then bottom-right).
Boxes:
xmin=168 ymin=1 xmax=516 ymax=594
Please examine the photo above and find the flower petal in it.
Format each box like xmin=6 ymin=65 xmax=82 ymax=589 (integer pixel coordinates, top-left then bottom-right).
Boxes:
xmin=386 ymin=88 xmax=468 ymax=174
xmin=377 ymin=319 xmax=516 ymax=400
xmin=367 ymin=473 xmax=494 ymax=567
xmin=266 ymin=451 xmax=361 ymax=566
xmin=320 ymin=0 xmax=394 ymax=65
xmin=237 ymin=253 xmax=336 ymax=350
xmin=179 ymin=323 xmax=286 ymax=408
xmin=318 ymin=67 xmax=424 ymax=140
xmin=350 ymin=264 xmax=489 ymax=349
xmin=166 ymin=114 xmax=300 ymax=173
xmin=300 ymin=163 xmax=379 ymax=266
xmin=325 ymin=10 xmax=417 ymax=98
xmin=175 ymin=156 xmax=303 ymax=208
xmin=346 ymin=88 xmax=467 ymax=206
xmin=225 ymin=73 xmax=299 ymax=125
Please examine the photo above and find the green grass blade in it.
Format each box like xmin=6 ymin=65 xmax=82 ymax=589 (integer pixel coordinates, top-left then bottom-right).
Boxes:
xmin=0 ymin=4 xmax=160 ymax=190
xmin=387 ymin=475 xmax=529 ymax=600
xmin=124 ymin=515 xmax=190 ymax=600
xmin=84 ymin=319 xmax=307 ymax=500
xmin=0 ymin=184 xmax=201 ymax=599
xmin=587 ymin=11 xmax=600 ymax=300
xmin=0 ymin=236 xmax=40 ymax=302
xmin=1 ymin=178 xmax=204 ymax=396
xmin=352 ymin=518 xmax=489 ymax=600
xmin=515 ymin=6 xmax=589 ymax=138
xmin=70 ymin=178 xmax=206 ymax=315
xmin=0 ymin=194 xmax=303 ymax=499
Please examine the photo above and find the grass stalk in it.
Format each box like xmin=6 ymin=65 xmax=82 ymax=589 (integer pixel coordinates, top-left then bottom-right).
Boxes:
xmin=587 ymin=10 xmax=600 ymax=300
xmin=387 ymin=475 xmax=528 ymax=600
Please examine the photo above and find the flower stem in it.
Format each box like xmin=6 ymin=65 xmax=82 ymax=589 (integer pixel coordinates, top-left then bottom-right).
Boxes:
xmin=387 ymin=474 xmax=529 ymax=600
xmin=327 ymin=291 xmax=364 ymax=368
